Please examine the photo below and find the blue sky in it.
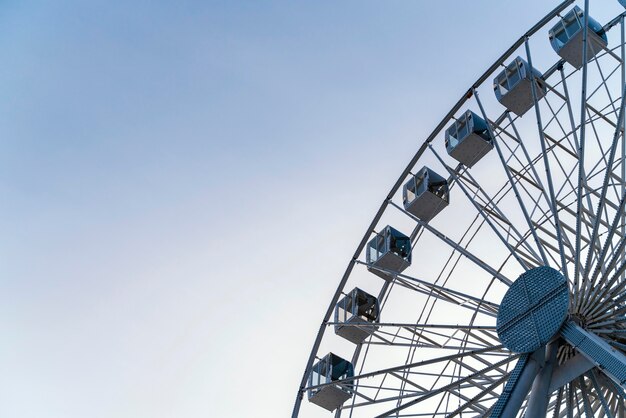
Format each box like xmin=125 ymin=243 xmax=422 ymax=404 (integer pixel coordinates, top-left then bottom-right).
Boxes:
xmin=0 ymin=1 xmax=616 ymax=417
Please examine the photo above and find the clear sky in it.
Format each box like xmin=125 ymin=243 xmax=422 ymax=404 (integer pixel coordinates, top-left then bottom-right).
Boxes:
xmin=0 ymin=1 xmax=617 ymax=417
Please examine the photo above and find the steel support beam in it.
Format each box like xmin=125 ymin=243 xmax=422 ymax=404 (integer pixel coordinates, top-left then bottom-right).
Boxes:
xmin=490 ymin=350 xmax=543 ymax=418
xmin=560 ymin=321 xmax=626 ymax=386
xmin=549 ymin=353 xmax=595 ymax=393
xmin=526 ymin=343 xmax=559 ymax=417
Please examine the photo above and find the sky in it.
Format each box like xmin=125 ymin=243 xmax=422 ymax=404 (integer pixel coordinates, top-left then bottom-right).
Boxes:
xmin=0 ymin=1 xmax=620 ymax=417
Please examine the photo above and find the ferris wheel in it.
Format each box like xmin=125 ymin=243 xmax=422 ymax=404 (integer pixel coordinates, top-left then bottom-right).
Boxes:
xmin=293 ymin=0 xmax=626 ymax=417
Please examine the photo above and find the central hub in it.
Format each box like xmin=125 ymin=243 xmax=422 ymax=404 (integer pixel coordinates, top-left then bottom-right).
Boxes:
xmin=496 ymin=266 xmax=569 ymax=353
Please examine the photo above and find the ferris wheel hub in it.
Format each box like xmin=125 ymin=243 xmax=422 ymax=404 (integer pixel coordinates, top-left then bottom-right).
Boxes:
xmin=496 ymin=266 xmax=570 ymax=353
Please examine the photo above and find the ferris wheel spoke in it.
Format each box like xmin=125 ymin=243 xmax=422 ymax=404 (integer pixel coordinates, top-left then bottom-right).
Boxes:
xmin=449 ymin=357 xmax=511 ymax=389
xmin=457 ymin=327 xmax=501 ymax=349
xmin=349 ymin=356 xmax=427 ymax=412
xmin=354 ymin=264 xmax=500 ymax=317
xmin=604 ymin=382 xmax=618 ymax=415
xmin=565 ymin=382 xmax=574 ymax=418
xmin=556 ymin=188 xmax=594 ymax=233
xmin=568 ymin=383 xmax=580 ymax=418
xmin=556 ymin=66 xmax=600 ymax=236
xmin=619 ymin=15 xmax=626 ymax=290
xmin=365 ymin=329 xmax=488 ymax=350
xmin=502 ymin=172 xmax=572 ymax=267
xmin=540 ymin=98 xmax=574 ymax=151
xmin=427 ymin=202 xmax=501 ymax=282
xmin=389 ymin=201 xmax=513 ymax=285
xmin=581 ymin=84 xmax=626 ymax=277
xmin=525 ymin=39 xmax=571 ymax=277
xmin=585 ymin=187 xmax=626 ymax=291
xmin=403 ymin=279 xmax=499 ymax=318
xmin=573 ymin=0 xmax=594 ymax=307
xmin=599 ymin=371 xmax=626 ymax=416
xmin=493 ymin=114 xmax=554 ymax=200
xmin=475 ymin=90 xmax=552 ymax=267
xmin=559 ymin=189 xmax=622 ymax=260
xmin=340 ymin=349 xmax=511 ymax=412
xmin=588 ymin=54 xmax=621 ymax=119
xmin=541 ymin=137 xmax=589 ymax=248
xmin=542 ymin=139 xmax=588 ymax=263
xmin=494 ymin=116 xmax=543 ymax=168
xmin=585 ymin=140 xmax=621 ymax=189
xmin=587 ymin=113 xmax=623 ymax=203
xmin=379 ymin=347 xmax=505 ymax=382
xmin=393 ymin=349 xmax=502 ymax=414
xmin=495 ymin=120 xmax=577 ymax=266
xmin=589 ymin=302 xmax=626 ymax=325
xmin=546 ymin=145 xmax=580 ymax=210
xmin=407 ymin=326 xmax=487 ymax=347
xmin=346 ymin=387 xmax=422 ymax=409
xmin=574 ymin=253 xmax=626 ymax=319
xmin=438 ymin=382 xmax=493 ymax=415
xmin=305 ymin=346 xmax=505 ymax=394
xmin=579 ymin=247 xmax=626 ymax=314
xmin=328 ymin=324 xmax=499 ymax=353
xmin=577 ymin=376 xmax=595 ymax=416
xmin=550 ymin=387 xmax=565 ymax=418
xmin=587 ymin=370 xmax=614 ymax=417
xmin=428 ymin=144 xmax=531 ymax=270
xmin=328 ymin=322 xmax=496 ymax=330
xmin=584 ymin=180 xmax=625 ymax=291
xmin=460 ymin=168 xmax=545 ymax=265
xmin=531 ymin=218 xmax=575 ymax=265
xmin=446 ymin=375 xmax=507 ymax=417
xmin=373 ymin=355 xmax=518 ymax=418
xmin=397 ymin=327 xmax=498 ymax=351
xmin=400 ymin=359 xmax=489 ymax=413
xmin=480 ymin=115 xmax=574 ymax=262
xmin=584 ymin=99 xmax=620 ymax=129
xmin=581 ymin=256 xmax=626 ymax=317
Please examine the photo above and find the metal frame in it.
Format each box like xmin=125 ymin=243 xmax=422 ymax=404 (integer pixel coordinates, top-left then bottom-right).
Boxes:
xmin=292 ymin=1 xmax=626 ymax=417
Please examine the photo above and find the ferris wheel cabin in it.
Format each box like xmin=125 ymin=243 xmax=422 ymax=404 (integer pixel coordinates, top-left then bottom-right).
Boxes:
xmin=293 ymin=2 xmax=626 ymax=417
xmin=445 ymin=110 xmax=494 ymax=167
xmin=307 ymin=353 xmax=354 ymax=411
xmin=494 ymin=57 xmax=547 ymax=116
xmin=334 ymin=287 xmax=380 ymax=344
xmin=366 ymin=226 xmax=411 ymax=280
xmin=403 ymin=166 xmax=449 ymax=222
xmin=549 ymin=6 xmax=607 ymax=69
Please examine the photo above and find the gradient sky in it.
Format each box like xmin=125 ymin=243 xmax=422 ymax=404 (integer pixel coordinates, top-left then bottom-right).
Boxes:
xmin=1 ymin=1 xmax=616 ymax=417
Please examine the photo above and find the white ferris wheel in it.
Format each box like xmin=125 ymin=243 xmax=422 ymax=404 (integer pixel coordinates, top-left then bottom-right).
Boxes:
xmin=293 ymin=1 xmax=626 ymax=417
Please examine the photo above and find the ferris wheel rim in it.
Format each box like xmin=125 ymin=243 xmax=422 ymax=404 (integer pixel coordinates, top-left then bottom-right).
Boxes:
xmin=293 ymin=1 xmax=626 ymax=417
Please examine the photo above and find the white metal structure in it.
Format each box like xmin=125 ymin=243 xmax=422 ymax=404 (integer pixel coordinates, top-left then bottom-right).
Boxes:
xmin=294 ymin=1 xmax=626 ymax=416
